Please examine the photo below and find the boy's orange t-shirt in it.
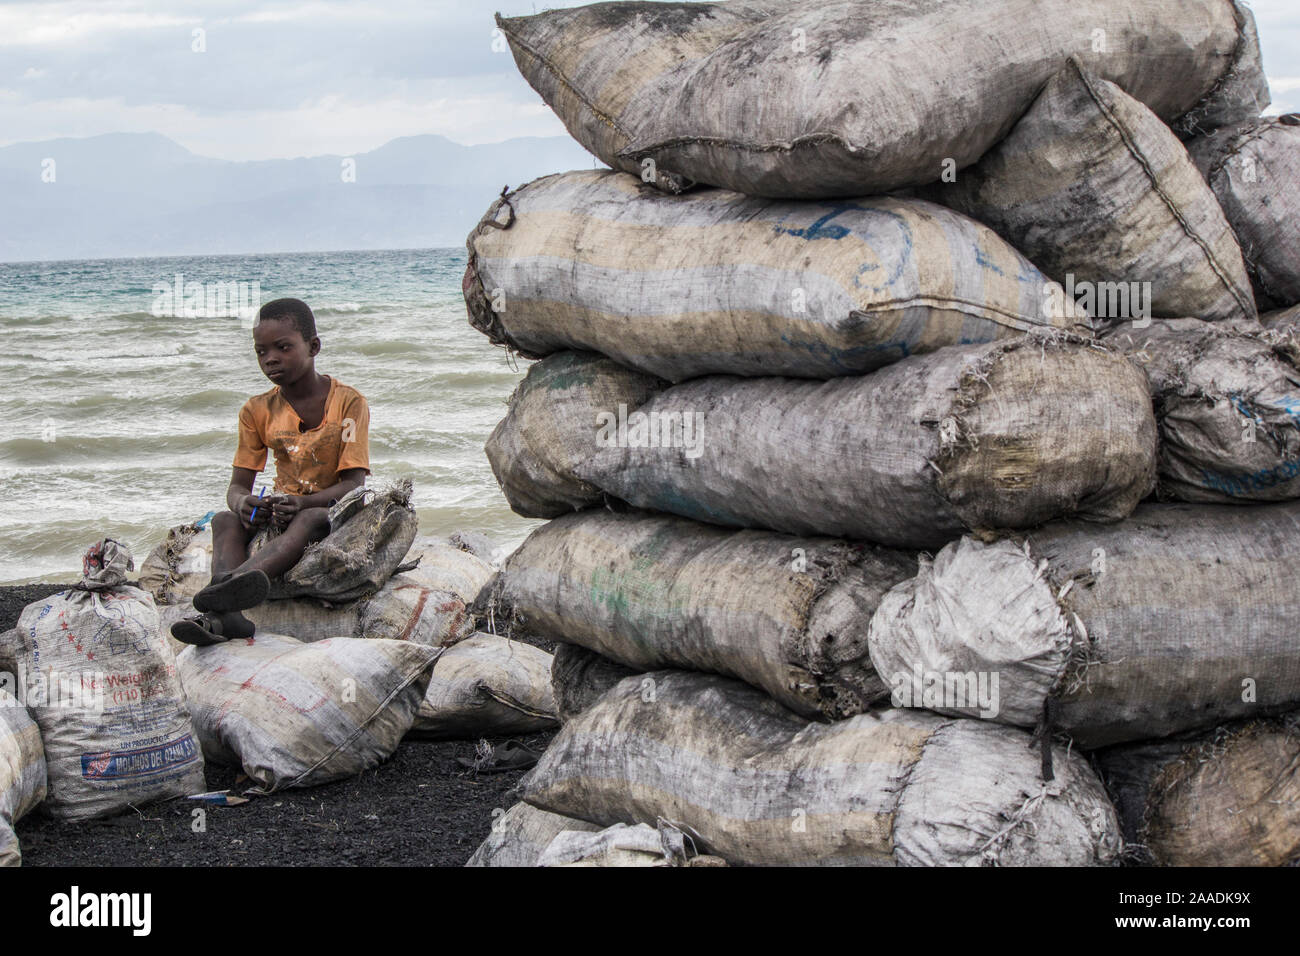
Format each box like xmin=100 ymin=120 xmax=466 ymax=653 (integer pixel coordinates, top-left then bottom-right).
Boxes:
xmin=232 ymin=376 xmax=370 ymax=496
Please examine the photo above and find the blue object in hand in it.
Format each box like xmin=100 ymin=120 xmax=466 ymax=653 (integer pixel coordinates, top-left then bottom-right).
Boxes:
xmin=249 ymin=485 xmax=267 ymax=523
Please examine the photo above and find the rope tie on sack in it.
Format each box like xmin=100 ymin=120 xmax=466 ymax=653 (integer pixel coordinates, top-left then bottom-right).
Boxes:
xmin=484 ymin=187 xmax=516 ymax=230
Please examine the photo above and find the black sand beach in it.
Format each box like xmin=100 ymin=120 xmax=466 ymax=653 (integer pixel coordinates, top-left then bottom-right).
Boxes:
xmin=3 ymin=583 xmax=554 ymax=867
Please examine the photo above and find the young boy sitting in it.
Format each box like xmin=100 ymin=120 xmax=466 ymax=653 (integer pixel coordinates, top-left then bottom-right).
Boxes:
xmin=171 ymin=298 xmax=371 ymax=645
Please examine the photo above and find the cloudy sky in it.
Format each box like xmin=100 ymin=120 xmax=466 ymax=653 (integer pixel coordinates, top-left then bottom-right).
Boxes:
xmin=0 ymin=0 xmax=1296 ymax=160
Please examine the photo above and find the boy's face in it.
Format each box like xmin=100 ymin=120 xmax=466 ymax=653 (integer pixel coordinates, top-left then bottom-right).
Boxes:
xmin=253 ymin=317 xmax=319 ymax=386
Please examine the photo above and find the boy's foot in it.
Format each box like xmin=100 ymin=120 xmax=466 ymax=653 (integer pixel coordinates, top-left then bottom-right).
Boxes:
xmin=170 ymin=611 xmax=257 ymax=646
xmin=170 ymin=613 xmax=228 ymax=647
xmin=217 ymin=610 xmax=256 ymax=640
xmin=193 ymin=569 xmax=271 ymax=613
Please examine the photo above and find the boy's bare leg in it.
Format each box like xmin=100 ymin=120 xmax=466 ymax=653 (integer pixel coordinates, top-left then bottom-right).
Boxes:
xmin=228 ymin=507 xmax=331 ymax=581
xmin=198 ymin=510 xmax=258 ymax=636
xmin=209 ymin=510 xmax=253 ymax=583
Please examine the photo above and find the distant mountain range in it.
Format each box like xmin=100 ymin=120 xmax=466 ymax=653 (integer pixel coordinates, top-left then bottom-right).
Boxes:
xmin=0 ymin=132 xmax=603 ymax=262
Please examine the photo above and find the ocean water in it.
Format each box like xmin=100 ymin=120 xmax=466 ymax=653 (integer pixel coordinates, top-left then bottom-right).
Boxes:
xmin=0 ymin=249 xmax=542 ymax=585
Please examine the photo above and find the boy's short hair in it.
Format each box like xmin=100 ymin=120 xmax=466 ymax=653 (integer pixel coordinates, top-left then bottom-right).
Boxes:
xmin=257 ymin=298 xmax=317 ymax=341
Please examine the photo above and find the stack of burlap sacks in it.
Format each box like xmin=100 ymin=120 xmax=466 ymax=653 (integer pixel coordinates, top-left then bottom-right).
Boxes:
xmin=463 ymin=0 xmax=1300 ymax=867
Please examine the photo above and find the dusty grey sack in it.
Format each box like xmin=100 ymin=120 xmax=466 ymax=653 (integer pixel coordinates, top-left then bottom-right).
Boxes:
xmin=1263 ymin=305 xmax=1300 ymax=332
xmin=1188 ymin=115 xmax=1300 ymax=310
xmin=465 ymin=802 xmax=599 ymax=867
xmin=493 ymin=508 xmax=915 ymax=718
xmin=551 ymin=643 xmax=639 ymax=723
xmin=1104 ymin=319 xmax=1300 ymax=502
xmin=519 ymin=670 xmax=1122 ymax=866
xmin=922 ymin=60 xmax=1255 ymax=324
xmin=496 ymin=0 xmax=1263 ymax=198
xmin=4 ymin=540 xmax=204 ymax=821
xmin=1097 ymin=717 xmax=1300 ymax=866
xmin=486 ymin=351 xmax=665 ymax=518
xmin=176 ymin=633 xmax=436 ymax=792
xmin=412 ymin=633 xmax=557 ymax=739
xmin=581 ymin=336 xmax=1157 ymax=549
xmin=466 ymin=171 xmax=1082 ymax=380
xmin=868 ymin=501 xmax=1300 ymax=749
xmin=138 ymin=521 xmax=213 ymax=605
xmin=269 ymin=481 xmax=418 ymax=602
xmin=0 ymin=689 xmax=46 ymax=867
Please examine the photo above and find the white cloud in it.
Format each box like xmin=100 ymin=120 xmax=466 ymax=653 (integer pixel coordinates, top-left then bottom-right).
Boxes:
xmin=0 ymin=0 xmax=1296 ymax=159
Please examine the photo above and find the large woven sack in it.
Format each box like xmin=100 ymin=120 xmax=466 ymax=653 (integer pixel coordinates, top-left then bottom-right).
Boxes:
xmin=497 ymin=0 xmax=1263 ymax=198
xmin=551 ymin=643 xmax=638 ymax=723
xmin=465 ymin=802 xmax=599 ymax=867
xmin=1098 ymin=718 xmax=1300 ymax=866
xmin=922 ymin=60 xmax=1255 ymax=324
xmin=466 ymin=171 xmax=1082 ymax=380
xmin=3 ymin=540 xmax=204 ymax=821
xmin=270 ymin=481 xmax=418 ymax=602
xmin=412 ymin=633 xmax=557 ymax=739
xmin=159 ymin=574 xmax=474 ymax=652
xmin=175 ymin=633 xmax=436 ymax=792
xmin=138 ymin=522 xmax=213 ymax=605
xmin=536 ymin=820 xmax=719 ymax=867
xmin=493 ymin=509 xmax=914 ymax=718
xmin=868 ymin=501 xmax=1300 ymax=748
xmin=0 ymin=689 xmax=46 ymax=867
xmin=399 ymin=540 xmax=497 ymax=605
xmin=1263 ymin=305 xmax=1300 ymax=332
xmin=576 ymin=337 xmax=1157 ymax=548
xmin=486 ymin=351 xmax=665 ymax=517
xmin=1189 ymin=115 xmax=1300 ymax=310
xmin=519 ymin=670 xmax=1122 ymax=866
xmin=1105 ymin=319 xmax=1300 ymax=502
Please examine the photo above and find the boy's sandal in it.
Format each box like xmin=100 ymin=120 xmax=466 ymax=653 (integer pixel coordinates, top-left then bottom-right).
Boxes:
xmin=194 ymin=569 xmax=271 ymax=613
xmin=455 ymin=740 xmax=542 ymax=774
xmin=170 ymin=614 xmax=229 ymax=647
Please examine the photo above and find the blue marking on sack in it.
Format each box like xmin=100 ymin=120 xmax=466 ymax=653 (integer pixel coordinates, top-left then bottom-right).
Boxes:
xmin=1200 ymin=460 xmax=1300 ymax=496
xmin=81 ymin=734 xmax=200 ymax=780
xmin=774 ymin=205 xmax=856 ymax=241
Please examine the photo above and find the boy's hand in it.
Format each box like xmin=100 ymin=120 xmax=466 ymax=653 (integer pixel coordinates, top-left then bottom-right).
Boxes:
xmin=235 ymin=494 xmax=271 ymax=529
xmin=270 ymin=495 xmax=302 ymax=528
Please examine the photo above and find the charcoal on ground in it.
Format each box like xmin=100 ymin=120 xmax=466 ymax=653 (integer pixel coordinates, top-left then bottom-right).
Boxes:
xmin=868 ymin=500 xmax=1300 ymax=748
